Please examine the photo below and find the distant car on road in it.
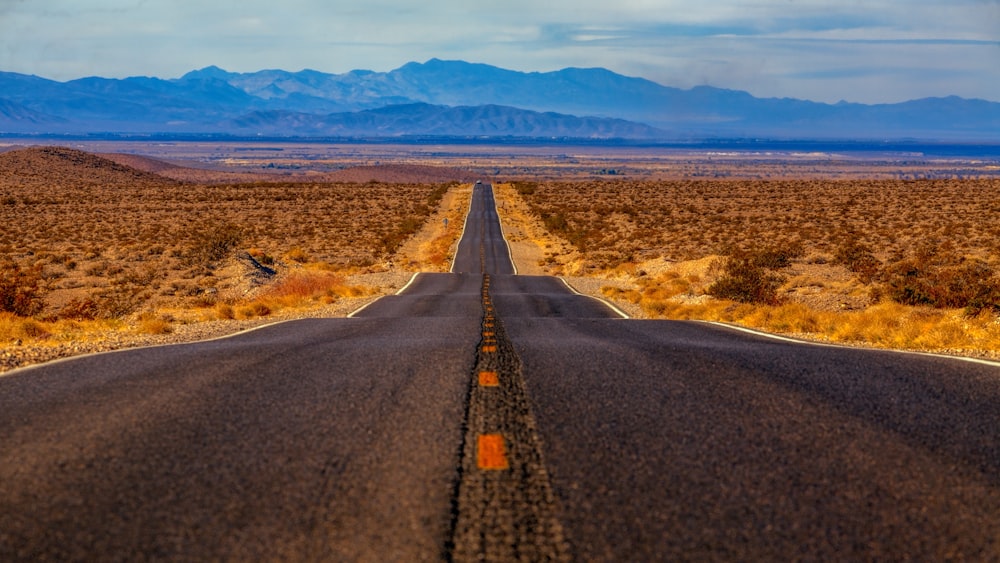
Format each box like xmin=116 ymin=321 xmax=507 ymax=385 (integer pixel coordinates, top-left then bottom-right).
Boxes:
xmin=476 ymin=180 xmax=482 ymax=185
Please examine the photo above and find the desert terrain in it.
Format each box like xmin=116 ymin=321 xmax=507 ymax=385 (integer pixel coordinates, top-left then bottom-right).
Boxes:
xmin=1 ymin=140 xmax=999 ymax=371
xmin=494 ymin=174 xmax=1000 ymax=356
xmin=0 ymin=144 xmax=475 ymax=370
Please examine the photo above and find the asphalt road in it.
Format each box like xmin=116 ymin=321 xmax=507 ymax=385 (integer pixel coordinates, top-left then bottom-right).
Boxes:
xmin=2 ymin=183 xmax=999 ymax=560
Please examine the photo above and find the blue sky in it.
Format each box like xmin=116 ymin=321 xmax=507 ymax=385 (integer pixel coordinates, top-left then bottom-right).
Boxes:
xmin=1 ymin=0 xmax=998 ymax=104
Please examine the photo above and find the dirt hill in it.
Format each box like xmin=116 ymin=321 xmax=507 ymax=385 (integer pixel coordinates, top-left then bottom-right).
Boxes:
xmin=98 ymin=152 xmax=184 ymax=175
xmin=0 ymin=146 xmax=175 ymax=189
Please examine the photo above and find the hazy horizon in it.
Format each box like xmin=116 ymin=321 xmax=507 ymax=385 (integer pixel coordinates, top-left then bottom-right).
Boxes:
xmin=1 ymin=1 xmax=998 ymax=105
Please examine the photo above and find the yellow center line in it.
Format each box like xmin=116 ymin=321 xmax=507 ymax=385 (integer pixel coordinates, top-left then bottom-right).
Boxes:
xmin=478 ymin=371 xmax=500 ymax=387
xmin=477 ymin=434 xmax=509 ymax=470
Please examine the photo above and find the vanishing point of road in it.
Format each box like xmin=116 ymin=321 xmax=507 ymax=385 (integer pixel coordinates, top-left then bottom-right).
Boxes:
xmin=2 ymin=183 xmax=999 ymax=560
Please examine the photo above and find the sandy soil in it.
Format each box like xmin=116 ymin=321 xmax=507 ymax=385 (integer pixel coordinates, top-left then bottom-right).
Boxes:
xmin=0 ymin=147 xmax=476 ymax=374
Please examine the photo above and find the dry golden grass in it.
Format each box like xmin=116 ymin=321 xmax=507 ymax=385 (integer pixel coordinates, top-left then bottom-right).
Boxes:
xmin=492 ymin=182 xmax=582 ymax=276
xmin=511 ymin=178 xmax=1000 ymax=269
xmin=503 ymin=177 xmax=1000 ymax=355
xmin=607 ymin=290 xmax=1000 ymax=354
xmin=395 ymin=183 xmax=474 ymax=271
xmin=0 ymin=146 xmax=464 ymax=350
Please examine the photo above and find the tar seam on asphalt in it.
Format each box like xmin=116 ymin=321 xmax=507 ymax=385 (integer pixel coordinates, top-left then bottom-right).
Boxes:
xmin=448 ymin=272 xmax=571 ymax=562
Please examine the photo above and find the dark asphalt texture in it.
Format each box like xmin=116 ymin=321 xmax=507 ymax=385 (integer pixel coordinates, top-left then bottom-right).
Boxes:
xmin=2 ymin=183 xmax=999 ymax=561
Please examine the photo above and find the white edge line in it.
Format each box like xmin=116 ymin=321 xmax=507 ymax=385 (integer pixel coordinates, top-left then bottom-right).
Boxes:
xmin=6 ymin=273 xmax=425 ymax=376
xmin=449 ymin=182 xmax=476 ymax=274
xmin=703 ymin=321 xmax=1000 ymax=368
xmin=0 ymin=318 xmax=299 ymax=378
xmin=347 ymin=272 xmax=420 ymax=318
xmin=491 ymin=183 xmax=519 ymax=275
xmin=395 ymin=272 xmax=421 ymax=295
xmin=558 ymin=277 xmax=630 ymax=319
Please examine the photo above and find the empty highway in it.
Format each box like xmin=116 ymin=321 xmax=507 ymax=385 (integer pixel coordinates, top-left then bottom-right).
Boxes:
xmin=2 ymin=183 xmax=999 ymax=560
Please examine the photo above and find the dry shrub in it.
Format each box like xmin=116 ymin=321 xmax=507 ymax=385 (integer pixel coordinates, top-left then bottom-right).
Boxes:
xmin=381 ymin=217 xmax=424 ymax=254
xmin=214 ymin=302 xmax=235 ymax=320
xmin=0 ymin=261 xmax=45 ymax=316
xmin=706 ymin=246 xmax=799 ymax=305
xmin=265 ymin=272 xmax=345 ymax=301
xmin=881 ymin=245 xmax=1000 ymax=315
xmin=603 ymin=273 xmax=693 ymax=314
xmin=58 ymin=298 xmax=101 ymax=320
xmin=236 ymin=302 xmax=272 ymax=319
xmin=92 ymin=285 xmax=151 ymax=319
xmin=834 ymin=236 xmax=881 ymax=282
xmin=187 ymin=224 xmax=243 ymax=266
xmin=0 ymin=312 xmax=51 ymax=342
xmin=426 ymin=183 xmax=451 ymax=207
xmin=248 ymin=248 xmax=276 ymax=265
xmin=512 ymin=181 xmax=537 ymax=196
xmin=285 ymin=247 xmax=310 ymax=264
xmin=137 ymin=314 xmax=172 ymax=335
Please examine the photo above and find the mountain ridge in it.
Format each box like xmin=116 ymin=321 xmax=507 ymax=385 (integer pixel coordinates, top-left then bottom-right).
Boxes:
xmin=1 ymin=60 xmax=998 ymax=140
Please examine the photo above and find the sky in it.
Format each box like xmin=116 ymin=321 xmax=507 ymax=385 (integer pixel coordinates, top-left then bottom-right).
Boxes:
xmin=1 ymin=0 xmax=998 ymax=104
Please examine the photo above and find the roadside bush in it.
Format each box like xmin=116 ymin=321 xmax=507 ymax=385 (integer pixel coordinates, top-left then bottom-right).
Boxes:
xmin=707 ymin=246 xmax=797 ymax=305
xmin=187 ymin=224 xmax=243 ymax=266
xmin=381 ymin=217 xmax=424 ymax=254
xmin=882 ymin=256 xmax=1000 ymax=315
xmin=0 ymin=261 xmax=45 ymax=316
xmin=512 ymin=181 xmax=537 ymax=196
xmin=58 ymin=298 xmax=101 ymax=320
xmin=92 ymin=286 xmax=151 ymax=319
xmin=426 ymin=183 xmax=452 ymax=207
xmin=708 ymin=259 xmax=785 ymax=305
xmin=137 ymin=312 xmax=173 ymax=335
xmin=265 ymin=272 xmax=344 ymax=301
xmin=285 ymin=246 xmax=310 ymax=264
xmin=834 ymin=236 xmax=882 ymax=282
xmin=542 ymin=212 xmax=569 ymax=233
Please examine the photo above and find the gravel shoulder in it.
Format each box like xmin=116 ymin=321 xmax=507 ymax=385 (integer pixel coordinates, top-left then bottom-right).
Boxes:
xmin=0 ymin=271 xmax=415 ymax=375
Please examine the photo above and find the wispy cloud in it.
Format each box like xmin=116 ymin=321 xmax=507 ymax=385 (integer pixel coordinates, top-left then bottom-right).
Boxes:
xmin=0 ymin=0 xmax=997 ymax=103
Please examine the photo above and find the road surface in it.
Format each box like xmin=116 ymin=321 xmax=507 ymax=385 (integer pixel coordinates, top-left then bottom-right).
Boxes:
xmin=2 ymin=183 xmax=999 ymax=560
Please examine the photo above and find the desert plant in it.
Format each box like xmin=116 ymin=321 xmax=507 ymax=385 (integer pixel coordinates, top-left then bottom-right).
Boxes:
xmin=137 ymin=312 xmax=173 ymax=335
xmin=187 ymin=224 xmax=243 ymax=266
xmin=512 ymin=181 xmax=537 ymax=196
xmin=0 ymin=261 xmax=46 ymax=316
xmin=882 ymin=255 xmax=1000 ymax=314
xmin=285 ymin=246 xmax=310 ymax=263
xmin=58 ymin=298 xmax=101 ymax=320
xmin=237 ymin=301 xmax=272 ymax=319
xmin=707 ymin=247 xmax=794 ymax=305
xmin=214 ymin=302 xmax=235 ymax=319
xmin=834 ymin=236 xmax=882 ymax=282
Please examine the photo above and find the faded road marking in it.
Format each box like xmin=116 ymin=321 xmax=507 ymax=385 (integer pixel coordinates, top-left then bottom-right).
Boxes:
xmin=477 ymin=434 xmax=509 ymax=470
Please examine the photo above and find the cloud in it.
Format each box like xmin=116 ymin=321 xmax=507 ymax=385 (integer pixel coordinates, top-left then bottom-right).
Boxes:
xmin=0 ymin=0 xmax=997 ymax=103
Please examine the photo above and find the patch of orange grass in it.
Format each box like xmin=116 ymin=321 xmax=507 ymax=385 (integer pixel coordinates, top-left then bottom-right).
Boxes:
xmin=0 ymin=311 xmax=128 ymax=346
xmin=610 ymin=289 xmax=1000 ymax=354
xmin=0 ymin=312 xmax=51 ymax=342
xmin=395 ymin=183 xmax=472 ymax=272
xmin=136 ymin=313 xmax=173 ymax=335
xmin=254 ymin=269 xmax=372 ymax=312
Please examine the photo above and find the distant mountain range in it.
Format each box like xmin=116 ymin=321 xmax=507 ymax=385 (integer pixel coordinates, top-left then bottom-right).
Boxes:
xmin=2 ymin=59 xmax=998 ymax=140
